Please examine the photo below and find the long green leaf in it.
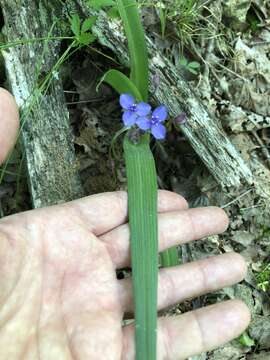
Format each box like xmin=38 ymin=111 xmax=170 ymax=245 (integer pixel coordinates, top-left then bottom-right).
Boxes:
xmin=116 ymin=0 xmax=149 ymax=101
xmin=99 ymin=69 xmax=142 ymax=101
xmin=160 ymin=247 xmax=180 ymax=267
xmin=124 ymin=134 xmax=158 ymax=360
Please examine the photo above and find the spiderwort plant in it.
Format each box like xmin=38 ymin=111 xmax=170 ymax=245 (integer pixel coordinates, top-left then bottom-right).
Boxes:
xmin=98 ymin=0 xmax=178 ymax=359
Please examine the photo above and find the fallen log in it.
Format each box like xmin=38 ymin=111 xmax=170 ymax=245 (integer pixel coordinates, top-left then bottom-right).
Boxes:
xmin=1 ymin=0 xmax=84 ymax=208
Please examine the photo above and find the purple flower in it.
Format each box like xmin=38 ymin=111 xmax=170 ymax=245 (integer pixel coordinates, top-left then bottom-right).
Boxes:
xmin=136 ymin=105 xmax=168 ymax=139
xmin=120 ymin=93 xmax=151 ymax=127
xmin=119 ymin=93 xmax=169 ymax=140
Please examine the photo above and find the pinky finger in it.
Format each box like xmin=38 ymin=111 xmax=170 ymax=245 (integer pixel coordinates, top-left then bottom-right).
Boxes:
xmin=122 ymin=300 xmax=250 ymax=360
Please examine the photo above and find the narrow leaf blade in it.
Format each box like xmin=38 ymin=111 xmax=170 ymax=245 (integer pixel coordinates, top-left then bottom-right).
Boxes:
xmin=124 ymin=134 xmax=158 ymax=360
xmin=116 ymin=0 xmax=149 ymax=101
xmin=160 ymin=247 xmax=180 ymax=267
xmin=99 ymin=69 xmax=142 ymax=101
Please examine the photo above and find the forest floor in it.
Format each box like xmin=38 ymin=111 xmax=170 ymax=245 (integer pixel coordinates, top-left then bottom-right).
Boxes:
xmin=0 ymin=0 xmax=269 ymax=359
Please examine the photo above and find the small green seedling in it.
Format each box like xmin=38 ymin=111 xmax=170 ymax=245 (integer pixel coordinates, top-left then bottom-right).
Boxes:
xmin=246 ymin=7 xmax=260 ymax=33
xmin=238 ymin=332 xmax=255 ymax=347
xmin=69 ymin=14 xmax=96 ymax=45
xmin=179 ymin=56 xmax=200 ymax=75
xmin=256 ymin=263 xmax=270 ymax=292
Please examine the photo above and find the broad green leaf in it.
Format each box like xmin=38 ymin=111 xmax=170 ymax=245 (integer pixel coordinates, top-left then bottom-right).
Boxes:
xmin=70 ymin=14 xmax=81 ymax=37
xmin=77 ymin=33 xmax=96 ymax=45
xmin=99 ymin=69 xmax=142 ymax=101
xmin=88 ymin=0 xmax=115 ymax=10
xmin=81 ymin=16 xmax=97 ymax=33
xmin=124 ymin=134 xmax=158 ymax=360
xmin=116 ymin=0 xmax=149 ymax=101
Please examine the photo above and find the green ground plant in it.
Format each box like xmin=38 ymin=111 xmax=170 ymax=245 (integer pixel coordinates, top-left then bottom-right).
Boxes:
xmin=100 ymin=1 xmax=158 ymax=358
xmin=140 ymin=0 xmax=212 ymax=46
xmin=96 ymin=0 xmax=181 ymax=357
xmin=256 ymin=263 xmax=270 ymax=292
xmin=179 ymin=56 xmax=201 ymax=74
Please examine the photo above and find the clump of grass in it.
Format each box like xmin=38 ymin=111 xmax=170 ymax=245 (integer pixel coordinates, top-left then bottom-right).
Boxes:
xmin=140 ymin=0 xmax=222 ymax=53
xmin=162 ymin=0 xmax=200 ymax=42
xmin=256 ymin=263 xmax=270 ymax=292
xmin=140 ymin=0 xmax=203 ymax=44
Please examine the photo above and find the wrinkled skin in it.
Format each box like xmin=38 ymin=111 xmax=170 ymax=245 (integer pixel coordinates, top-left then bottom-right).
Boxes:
xmin=0 ymin=89 xmax=250 ymax=359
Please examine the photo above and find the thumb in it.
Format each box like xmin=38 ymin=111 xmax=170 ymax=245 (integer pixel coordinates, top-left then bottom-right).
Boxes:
xmin=0 ymin=88 xmax=19 ymax=165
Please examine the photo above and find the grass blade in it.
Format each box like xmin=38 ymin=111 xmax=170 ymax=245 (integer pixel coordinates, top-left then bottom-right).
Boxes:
xmin=124 ymin=134 xmax=158 ymax=360
xmin=116 ymin=0 xmax=149 ymax=101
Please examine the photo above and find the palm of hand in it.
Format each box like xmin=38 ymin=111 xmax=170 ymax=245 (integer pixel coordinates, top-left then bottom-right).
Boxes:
xmin=0 ymin=196 xmax=125 ymax=359
xmin=0 ymin=90 xmax=250 ymax=359
xmin=0 ymin=191 xmax=250 ymax=360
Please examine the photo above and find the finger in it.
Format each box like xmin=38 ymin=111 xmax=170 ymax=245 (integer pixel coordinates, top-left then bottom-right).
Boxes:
xmin=63 ymin=190 xmax=188 ymax=235
xmin=122 ymin=300 xmax=251 ymax=360
xmin=118 ymin=252 xmax=246 ymax=312
xmin=101 ymin=206 xmax=229 ymax=268
xmin=0 ymin=88 xmax=19 ymax=164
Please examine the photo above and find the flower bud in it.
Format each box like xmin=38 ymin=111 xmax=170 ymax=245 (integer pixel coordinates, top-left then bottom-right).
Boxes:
xmin=174 ymin=112 xmax=187 ymax=125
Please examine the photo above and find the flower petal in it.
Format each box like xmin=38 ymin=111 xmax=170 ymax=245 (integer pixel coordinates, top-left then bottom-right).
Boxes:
xmin=151 ymin=123 xmax=166 ymax=139
xmin=122 ymin=111 xmax=137 ymax=127
xmin=152 ymin=105 xmax=168 ymax=122
xmin=136 ymin=116 xmax=151 ymax=131
xmin=120 ymin=94 xmax=135 ymax=110
xmin=136 ymin=102 xmax=151 ymax=116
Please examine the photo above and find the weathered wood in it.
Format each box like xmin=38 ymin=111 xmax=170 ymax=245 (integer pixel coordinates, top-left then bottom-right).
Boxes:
xmin=1 ymin=0 xmax=84 ymax=208
xmin=74 ymin=2 xmax=253 ymax=187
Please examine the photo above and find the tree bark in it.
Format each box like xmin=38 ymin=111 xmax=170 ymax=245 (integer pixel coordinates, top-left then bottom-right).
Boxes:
xmin=1 ymin=0 xmax=84 ymax=208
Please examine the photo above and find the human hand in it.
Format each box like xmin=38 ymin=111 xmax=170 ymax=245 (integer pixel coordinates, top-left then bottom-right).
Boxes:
xmin=0 ymin=89 xmax=250 ymax=359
